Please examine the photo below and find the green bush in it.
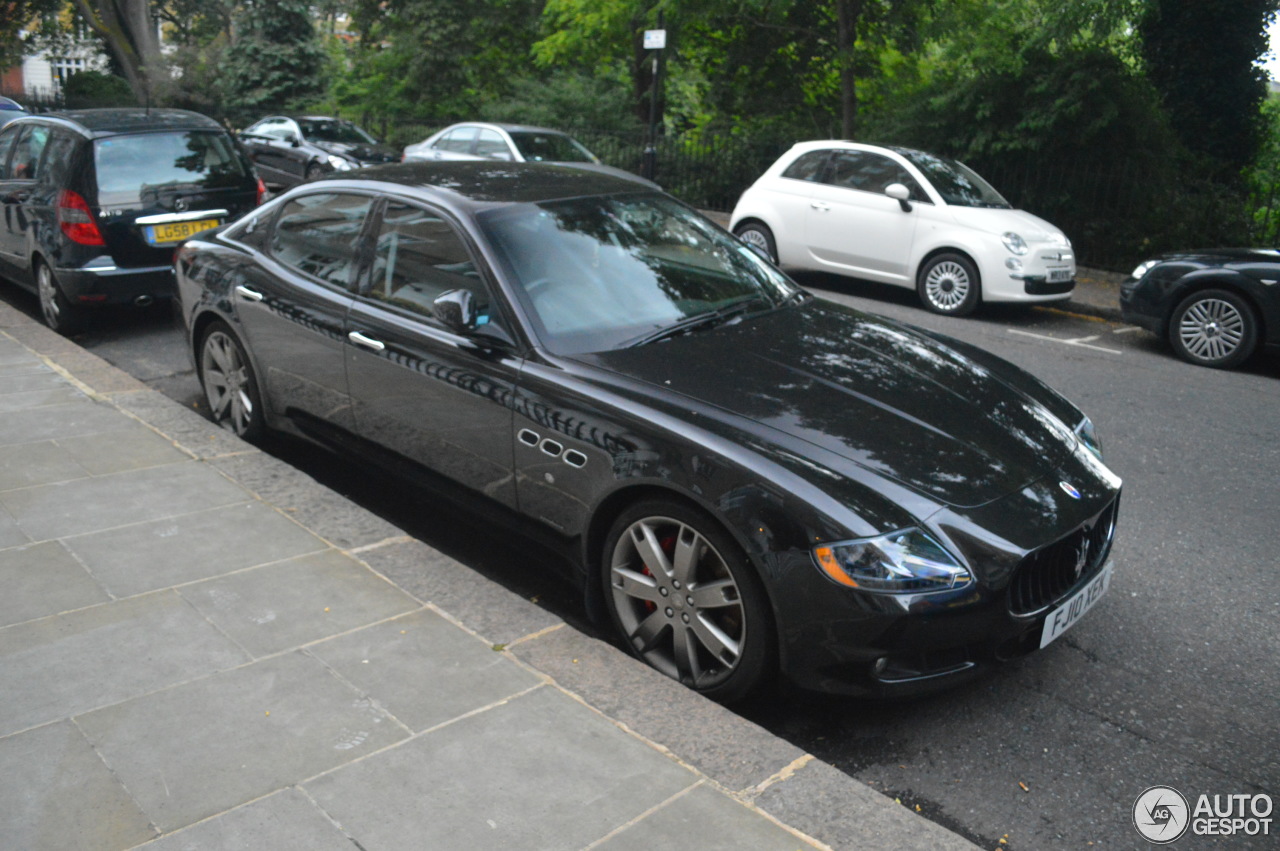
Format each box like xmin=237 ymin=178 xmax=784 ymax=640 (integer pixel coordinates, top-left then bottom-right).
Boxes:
xmin=63 ymin=71 xmax=135 ymax=109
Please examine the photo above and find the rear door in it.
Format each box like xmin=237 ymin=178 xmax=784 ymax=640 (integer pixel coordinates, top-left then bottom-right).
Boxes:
xmin=344 ymin=198 xmax=521 ymax=507
xmin=93 ymin=129 xmax=259 ymax=270
xmin=232 ymin=190 xmax=375 ymax=431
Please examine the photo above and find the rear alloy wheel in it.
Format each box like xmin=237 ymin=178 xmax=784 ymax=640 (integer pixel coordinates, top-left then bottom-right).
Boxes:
xmin=918 ymin=253 xmax=980 ymax=316
xmin=37 ymin=262 xmax=84 ymax=335
xmin=602 ymin=500 xmax=774 ymax=702
xmin=734 ymin=222 xmax=778 ymax=264
xmin=1169 ymin=289 xmax=1257 ymax=369
xmin=199 ymin=322 xmax=265 ymax=440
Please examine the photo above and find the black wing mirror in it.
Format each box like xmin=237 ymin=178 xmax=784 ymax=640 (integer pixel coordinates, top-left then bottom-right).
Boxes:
xmin=885 ymin=183 xmax=913 ymax=213
xmin=433 ymin=289 xmax=477 ymax=333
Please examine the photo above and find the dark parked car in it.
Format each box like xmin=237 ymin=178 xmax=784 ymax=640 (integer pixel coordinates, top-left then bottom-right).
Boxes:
xmin=0 ymin=108 xmax=263 ymax=333
xmin=176 ymin=162 xmax=1121 ymax=702
xmin=1121 ymin=249 xmax=1280 ymax=369
xmin=239 ymin=115 xmax=398 ymax=188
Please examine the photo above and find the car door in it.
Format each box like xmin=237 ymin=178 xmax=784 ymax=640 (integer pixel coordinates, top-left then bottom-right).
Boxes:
xmin=428 ymin=127 xmax=480 ymax=161
xmin=247 ymin=118 xmax=303 ymax=185
xmin=0 ymin=123 xmax=51 ymax=285
xmin=232 ymin=190 xmax=374 ymax=432
xmin=0 ymin=122 xmax=27 ymax=279
xmin=344 ymin=199 xmax=521 ymax=508
xmin=805 ymin=149 xmax=922 ymax=285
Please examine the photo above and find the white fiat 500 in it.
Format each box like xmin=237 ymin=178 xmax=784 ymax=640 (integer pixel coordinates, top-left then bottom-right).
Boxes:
xmin=730 ymin=141 xmax=1075 ymax=315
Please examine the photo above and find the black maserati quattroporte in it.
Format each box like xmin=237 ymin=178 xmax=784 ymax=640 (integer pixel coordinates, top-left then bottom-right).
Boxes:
xmin=176 ymin=162 xmax=1122 ymax=702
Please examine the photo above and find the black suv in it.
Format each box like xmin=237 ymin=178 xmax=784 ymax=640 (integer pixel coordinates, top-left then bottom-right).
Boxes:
xmin=0 ymin=108 xmax=263 ymax=333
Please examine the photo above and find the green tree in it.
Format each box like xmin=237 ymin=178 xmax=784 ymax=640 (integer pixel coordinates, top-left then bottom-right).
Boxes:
xmin=1140 ymin=0 xmax=1280 ymax=174
xmin=220 ymin=0 xmax=325 ymax=123
xmin=74 ymin=0 xmax=166 ymax=103
xmin=1 ymin=0 xmax=66 ymax=73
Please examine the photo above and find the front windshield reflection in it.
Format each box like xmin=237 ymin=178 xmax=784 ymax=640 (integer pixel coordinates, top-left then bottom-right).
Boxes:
xmin=480 ymin=195 xmax=801 ymax=354
xmin=895 ymin=149 xmax=1010 ymax=208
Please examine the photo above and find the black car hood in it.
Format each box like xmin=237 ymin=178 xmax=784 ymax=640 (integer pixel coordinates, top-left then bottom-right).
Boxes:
xmin=580 ymin=300 xmax=1080 ymax=509
xmin=1154 ymin=248 xmax=1280 ymax=267
xmin=313 ymin=139 xmax=399 ymax=164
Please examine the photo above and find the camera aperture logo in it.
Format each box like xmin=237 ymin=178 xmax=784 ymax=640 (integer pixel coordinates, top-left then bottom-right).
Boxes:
xmin=1134 ymin=786 xmax=1274 ymax=844
xmin=1134 ymin=786 xmax=1190 ymax=844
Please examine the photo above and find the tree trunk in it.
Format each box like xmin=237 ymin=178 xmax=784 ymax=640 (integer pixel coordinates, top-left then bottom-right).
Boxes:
xmin=837 ymin=0 xmax=863 ymax=139
xmin=75 ymin=0 xmax=165 ymax=104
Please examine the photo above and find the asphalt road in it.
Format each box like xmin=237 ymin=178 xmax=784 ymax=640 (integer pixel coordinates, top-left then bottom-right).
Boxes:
xmin=3 ymin=275 xmax=1276 ymax=851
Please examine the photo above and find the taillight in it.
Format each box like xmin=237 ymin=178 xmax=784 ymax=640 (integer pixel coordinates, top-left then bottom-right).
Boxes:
xmin=57 ymin=189 xmax=106 ymax=246
xmin=255 ymin=177 xmax=266 ymax=206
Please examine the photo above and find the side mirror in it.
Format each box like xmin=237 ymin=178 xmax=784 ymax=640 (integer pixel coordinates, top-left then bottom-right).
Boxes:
xmin=434 ymin=289 xmax=477 ymax=333
xmin=285 ymin=133 xmax=300 ymax=147
xmin=885 ymin=183 xmax=913 ymax=213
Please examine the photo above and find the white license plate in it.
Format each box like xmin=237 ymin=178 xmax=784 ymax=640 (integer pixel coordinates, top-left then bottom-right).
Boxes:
xmin=1039 ymin=563 xmax=1112 ymax=648
xmin=1048 ymin=269 xmax=1073 ymax=282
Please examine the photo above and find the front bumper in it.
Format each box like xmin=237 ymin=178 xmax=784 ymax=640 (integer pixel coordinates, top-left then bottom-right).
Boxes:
xmin=56 ymin=258 xmax=175 ymax=306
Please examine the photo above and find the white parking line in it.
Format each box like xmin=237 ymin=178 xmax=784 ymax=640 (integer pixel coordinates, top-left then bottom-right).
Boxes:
xmin=1006 ymin=328 xmax=1123 ymax=354
xmin=1111 ymin=326 xmax=1142 ymax=334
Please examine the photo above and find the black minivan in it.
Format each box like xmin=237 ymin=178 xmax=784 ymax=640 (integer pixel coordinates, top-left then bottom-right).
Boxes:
xmin=0 ymin=108 xmax=263 ymax=333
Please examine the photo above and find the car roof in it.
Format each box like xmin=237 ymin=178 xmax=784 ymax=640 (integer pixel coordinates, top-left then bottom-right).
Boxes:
xmin=445 ymin=122 xmax=569 ymax=137
xmin=785 ymin=139 xmax=938 ymax=163
xmin=314 ymin=160 xmax=652 ymax=207
xmin=10 ymin=108 xmax=224 ymax=137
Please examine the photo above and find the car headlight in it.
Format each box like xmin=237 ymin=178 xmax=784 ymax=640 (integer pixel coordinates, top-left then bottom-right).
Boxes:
xmin=327 ymin=154 xmax=354 ymax=171
xmin=813 ymin=529 xmax=971 ymax=593
xmin=1130 ymin=259 xmax=1159 ymax=279
xmin=1002 ymin=232 xmax=1029 ymax=255
xmin=1074 ymin=416 xmax=1103 ymax=460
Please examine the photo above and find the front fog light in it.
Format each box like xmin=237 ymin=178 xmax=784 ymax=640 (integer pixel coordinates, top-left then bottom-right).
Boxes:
xmin=1005 ymin=257 xmax=1023 ymax=272
xmin=813 ymin=529 xmax=971 ymax=593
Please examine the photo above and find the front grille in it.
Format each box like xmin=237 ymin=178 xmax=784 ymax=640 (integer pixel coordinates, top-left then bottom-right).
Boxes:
xmin=1008 ymin=498 xmax=1118 ymax=615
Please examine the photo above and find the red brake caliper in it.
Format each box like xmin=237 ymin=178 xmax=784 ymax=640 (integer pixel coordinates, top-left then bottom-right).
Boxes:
xmin=640 ymin=534 xmax=678 ymax=613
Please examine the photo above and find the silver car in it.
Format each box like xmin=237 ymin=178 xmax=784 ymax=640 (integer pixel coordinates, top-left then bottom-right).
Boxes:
xmin=402 ymin=122 xmax=656 ymax=187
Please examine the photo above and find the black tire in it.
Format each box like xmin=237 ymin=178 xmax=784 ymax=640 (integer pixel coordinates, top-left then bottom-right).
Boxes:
xmin=1168 ymin=288 xmax=1258 ymax=369
xmin=198 ymin=321 xmax=266 ymax=440
xmin=734 ymin=221 xmax=778 ymax=264
xmin=917 ymin=252 xmax=981 ymax=316
xmin=305 ymin=163 xmax=323 ymax=182
xmin=36 ymin=260 xmax=84 ymax=335
xmin=601 ymin=499 xmax=775 ymax=703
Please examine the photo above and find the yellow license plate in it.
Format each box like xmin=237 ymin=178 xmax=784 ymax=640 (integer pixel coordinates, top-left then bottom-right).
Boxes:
xmin=146 ymin=218 xmax=221 ymax=245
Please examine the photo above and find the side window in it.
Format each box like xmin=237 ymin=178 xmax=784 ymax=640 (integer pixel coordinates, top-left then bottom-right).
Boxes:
xmin=437 ymin=127 xmax=476 ymax=153
xmin=366 ymin=201 xmax=487 ymax=323
xmin=826 ymin=150 xmax=927 ymax=202
xmin=0 ymin=125 xmax=19 ymax=179
xmin=474 ymin=129 xmax=512 ymax=161
xmin=270 ymin=192 xmax=374 ymax=288
xmin=256 ymin=120 xmax=290 ymax=140
xmin=10 ymin=125 xmax=50 ymax=181
xmin=41 ymin=131 xmax=80 ymax=187
xmin=781 ymin=150 xmax=829 ymax=182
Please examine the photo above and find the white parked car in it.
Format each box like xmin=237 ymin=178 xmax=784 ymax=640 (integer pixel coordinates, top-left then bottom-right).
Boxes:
xmin=402 ymin=121 xmax=657 ymax=188
xmin=730 ymin=141 xmax=1075 ymax=315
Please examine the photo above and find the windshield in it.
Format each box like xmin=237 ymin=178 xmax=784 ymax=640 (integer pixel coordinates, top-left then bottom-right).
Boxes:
xmin=480 ymin=195 xmax=801 ymax=354
xmin=94 ymin=131 xmax=249 ymax=206
xmin=896 ymin=149 xmax=1010 ymax=208
xmin=300 ymin=119 xmax=377 ymax=145
xmin=508 ymin=131 xmax=597 ymax=163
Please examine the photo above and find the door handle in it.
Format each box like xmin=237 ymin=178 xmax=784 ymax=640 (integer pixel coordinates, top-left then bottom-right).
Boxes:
xmin=810 ymin=201 xmax=831 ymax=212
xmin=235 ymin=285 xmax=264 ymax=302
xmin=348 ymin=330 xmax=385 ymax=352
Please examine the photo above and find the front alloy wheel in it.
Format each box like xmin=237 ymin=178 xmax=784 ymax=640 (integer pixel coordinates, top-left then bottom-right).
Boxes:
xmin=1169 ymin=289 xmax=1257 ymax=369
xmin=200 ymin=323 xmax=264 ymax=439
xmin=918 ymin=253 xmax=980 ymax=316
xmin=603 ymin=501 xmax=773 ymax=702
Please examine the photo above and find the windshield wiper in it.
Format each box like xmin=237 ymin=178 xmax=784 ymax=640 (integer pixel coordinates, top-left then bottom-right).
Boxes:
xmin=624 ymin=295 xmax=769 ymax=348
